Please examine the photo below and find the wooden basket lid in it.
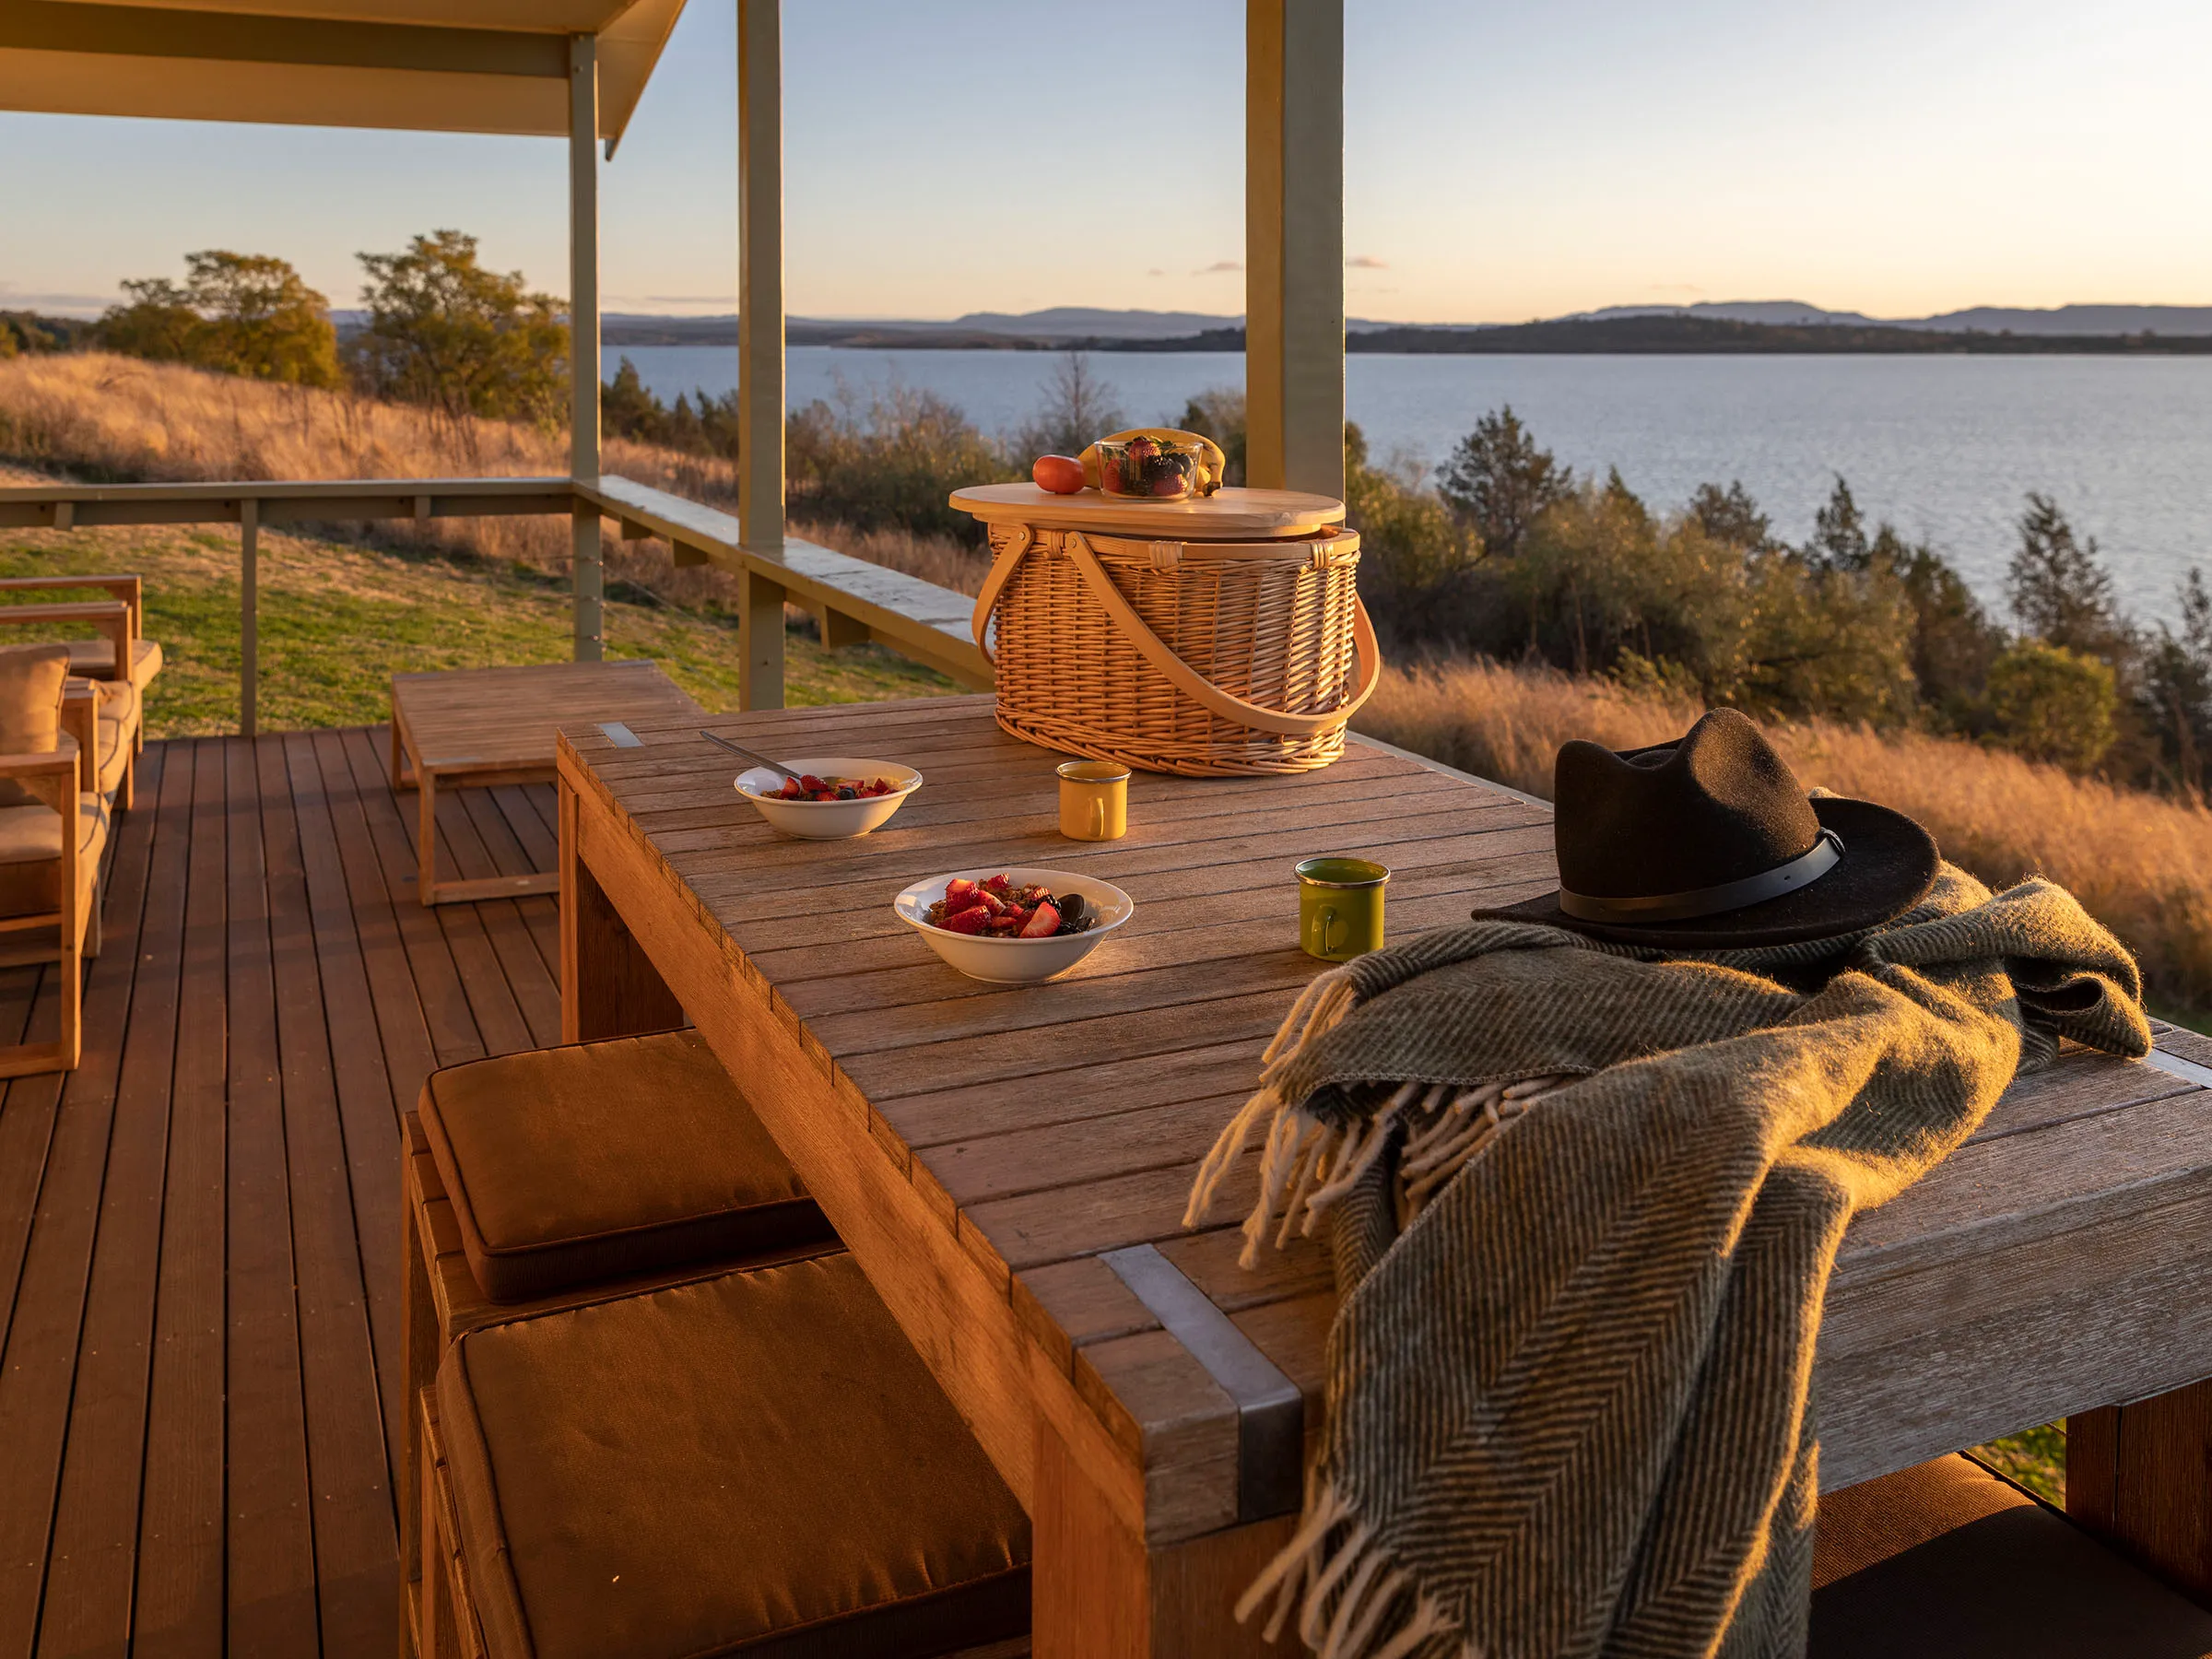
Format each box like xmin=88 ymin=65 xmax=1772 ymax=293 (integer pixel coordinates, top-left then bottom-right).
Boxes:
xmin=949 ymin=483 xmax=1346 ymax=539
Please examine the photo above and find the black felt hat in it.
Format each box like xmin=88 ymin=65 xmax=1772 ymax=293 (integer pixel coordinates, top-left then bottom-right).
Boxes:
xmin=1485 ymin=708 xmax=1939 ymax=948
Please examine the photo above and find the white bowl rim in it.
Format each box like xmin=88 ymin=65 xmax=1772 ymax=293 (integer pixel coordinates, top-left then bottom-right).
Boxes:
xmin=735 ymin=758 xmax=924 ymax=803
xmin=894 ymin=866 xmax=1134 ymax=947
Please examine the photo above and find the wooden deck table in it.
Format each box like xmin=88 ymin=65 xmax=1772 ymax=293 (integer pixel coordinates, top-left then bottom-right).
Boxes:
xmin=556 ymin=693 xmax=2212 ymax=1653
xmin=391 ymin=658 xmax=702 ymax=906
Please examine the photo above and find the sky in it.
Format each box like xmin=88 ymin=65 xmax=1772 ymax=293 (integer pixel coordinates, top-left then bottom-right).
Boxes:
xmin=4 ymin=0 xmax=2210 ymax=324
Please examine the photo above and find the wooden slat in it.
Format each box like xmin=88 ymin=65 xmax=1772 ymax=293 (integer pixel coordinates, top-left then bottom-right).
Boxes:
xmin=223 ymin=737 xmax=322 ymax=1654
xmin=285 ymin=732 xmax=418 ymax=1476
xmin=35 ymin=737 xmax=192 ymax=1656
xmin=257 ymin=736 xmax=399 ymax=1659
xmin=134 ymin=738 xmax=231 ymax=1650
xmin=0 ymin=742 xmax=162 ymax=1659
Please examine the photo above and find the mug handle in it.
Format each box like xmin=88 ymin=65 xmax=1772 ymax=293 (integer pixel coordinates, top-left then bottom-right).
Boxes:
xmin=1317 ymin=905 xmax=1342 ymax=958
xmin=1090 ymin=797 xmax=1107 ymax=840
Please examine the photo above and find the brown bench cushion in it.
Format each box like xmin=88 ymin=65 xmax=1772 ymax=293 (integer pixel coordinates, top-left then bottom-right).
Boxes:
xmin=437 ymin=1253 xmax=1031 ymax=1659
xmin=420 ymin=1030 xmax=830 ymax=1303
xmin=1812 ymin=1454 xmax=2212 ymax=1657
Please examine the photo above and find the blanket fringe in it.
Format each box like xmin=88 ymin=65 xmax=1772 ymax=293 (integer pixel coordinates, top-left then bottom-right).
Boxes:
xmin=1182 ymin=963 xmax=1584 ymax=1262
xmin=1236 ymin=1477 xmax=1465 ymax=1659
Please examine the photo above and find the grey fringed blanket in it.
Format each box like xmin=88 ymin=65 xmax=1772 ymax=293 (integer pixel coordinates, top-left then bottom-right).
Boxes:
xmin=1182 ymin=869 xmax=2148 ymax=1659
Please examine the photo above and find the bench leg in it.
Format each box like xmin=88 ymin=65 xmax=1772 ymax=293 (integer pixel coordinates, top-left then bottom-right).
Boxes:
xmin=2070 ymin=1383 xmax=2212 ymax=1606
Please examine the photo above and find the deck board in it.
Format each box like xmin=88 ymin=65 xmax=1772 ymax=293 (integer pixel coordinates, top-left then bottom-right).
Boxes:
xmin=0 ymin=730 xmax=552 ymax=1657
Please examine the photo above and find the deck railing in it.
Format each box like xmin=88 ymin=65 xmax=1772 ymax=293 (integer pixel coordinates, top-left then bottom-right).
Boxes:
xmin=0 ymin=476 xmax=993 ymax=732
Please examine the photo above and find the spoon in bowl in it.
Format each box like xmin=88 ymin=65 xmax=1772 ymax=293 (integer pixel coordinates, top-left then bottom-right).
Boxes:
xmin=698 ymin=729 xmax=798 ymax=784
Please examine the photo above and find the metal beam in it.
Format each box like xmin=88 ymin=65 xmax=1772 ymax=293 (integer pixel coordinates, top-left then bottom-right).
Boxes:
xmin=1246 ymin=0 xmax=1346 ymax=500
xmin=0 ymin=1 xmax=568 ymax=76
xmin=570 ymin=32 xmax=605 ymax=663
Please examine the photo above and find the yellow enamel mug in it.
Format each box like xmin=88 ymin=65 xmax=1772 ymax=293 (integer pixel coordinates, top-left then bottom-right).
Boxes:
xmin=1057 ymin=759 xmax=1131 ymax=841
xmin=1296 ymin=857 xmax=1390 ymax=961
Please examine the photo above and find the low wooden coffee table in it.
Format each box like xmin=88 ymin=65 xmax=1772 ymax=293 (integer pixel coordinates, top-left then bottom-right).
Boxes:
xmin=390 ymin=660 xmax=703 ymax=906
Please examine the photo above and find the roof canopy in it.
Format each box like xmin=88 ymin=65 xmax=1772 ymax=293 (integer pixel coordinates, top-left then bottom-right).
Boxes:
xmin=0 ymin=0 xmax=685 ymax=140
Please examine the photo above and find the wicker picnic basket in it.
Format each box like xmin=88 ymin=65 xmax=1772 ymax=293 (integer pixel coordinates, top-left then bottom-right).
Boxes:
xmin=959 ymin=486 xmax=1381 ymax=777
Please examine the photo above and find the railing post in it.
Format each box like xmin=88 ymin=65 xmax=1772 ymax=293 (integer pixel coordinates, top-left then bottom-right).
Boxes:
xmin=1246 ymin=0 xmax=1346 ymax=500
xmin=240 ymin=496 xmax=258 ymax=738
xmin=570 ymin=31 xmax=605 ymax=662
xmin=737 ymin=0 xmax=785 ymax=706
xmin=738 ymin=570 xmax=785 ymax=712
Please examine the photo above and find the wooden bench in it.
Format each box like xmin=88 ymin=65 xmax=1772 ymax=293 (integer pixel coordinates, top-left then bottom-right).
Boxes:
xmin=389 ymin=660 xmax=703 ymax=905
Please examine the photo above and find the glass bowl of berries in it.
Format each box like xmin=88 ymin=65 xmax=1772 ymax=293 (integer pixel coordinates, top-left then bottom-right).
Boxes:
xmin=733 ymin=757 xmax=922 ymax=839
xmin=894 ymin=867 xmax=1135 ymax=983
xmin=1092 ymin=432 xmax=1221 ymax=500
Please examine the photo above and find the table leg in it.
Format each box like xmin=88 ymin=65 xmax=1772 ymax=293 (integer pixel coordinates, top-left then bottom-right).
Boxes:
xmin=416 ymin=769 xmax=439 ymax=907
xmin=2070 ymin=1381 xmax=2212 ymax=1605
xmin=1032 ymin=1417 xmax=1293 ymax=1658
xmin=559 ymin=778 xmax=685 ymax=1042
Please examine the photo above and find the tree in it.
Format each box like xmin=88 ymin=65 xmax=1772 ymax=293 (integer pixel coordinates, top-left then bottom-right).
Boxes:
xmin=1986 ymin=641 xmax=2119 ymax=772
xmin=1804 ymin=477 xmax=1872 ymax=572
xmin=1688 ymin=481 xmax=1774 ymax=552
xmin=96 ymin=252 xmax=339 ymax=386
xmin=2138 ymin=569 xmax=2212 ymax=794
xmin=2007 ymin=493 xmax=2130 ymax=665
xmin=1176 ymin=386 xmax=1247 ymax=487
xmin=1013 ymin=352 xmax=1125 ymax=461
xmin=350 ymin=230 xmax=568 ymax=426
xmin=97 ymin=277 xmax=201 ymax=363
xmin=1436 ymin=406 xmax=1571 ymax=559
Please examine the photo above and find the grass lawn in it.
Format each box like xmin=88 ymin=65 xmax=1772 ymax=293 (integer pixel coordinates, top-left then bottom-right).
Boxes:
xmin=0 ymin=522 xmax=959 ymax=736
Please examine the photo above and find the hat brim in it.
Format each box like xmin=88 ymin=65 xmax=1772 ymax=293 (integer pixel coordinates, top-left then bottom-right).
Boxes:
xmin=1480 ymin=796 xmax=1939 ymax=949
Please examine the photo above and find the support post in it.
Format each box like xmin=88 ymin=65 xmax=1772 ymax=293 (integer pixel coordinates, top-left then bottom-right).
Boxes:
xmin=569 ymin=31 xmax=605 ymax=662
xmin=1246 ymin=0 xmax=1345 ymax=500
xmin=737 ymin=0 xmax=786 ymax=706
xmin=738 ymin=570 xmax=785 ymax=712
xmin=240 ymin=496 xmax=258 ymax=737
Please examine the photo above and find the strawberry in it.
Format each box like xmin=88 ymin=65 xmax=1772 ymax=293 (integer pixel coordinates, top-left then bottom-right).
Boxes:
xmin=1019 ymin=900 xmax=1061 ymax=938
xmin=945 ymin=877 xmax=979 ymax=903
xmin=982 ymin=873 xmax=1014 ymax=897
xmin=941 ymin=906 xmax=991 ymax=935
xmin=800 ymin=774 xmax=828 ymax=794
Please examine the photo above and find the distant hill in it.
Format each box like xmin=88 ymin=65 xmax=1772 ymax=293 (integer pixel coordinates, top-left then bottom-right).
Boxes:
xmin=1571 ymin=300 xmax=2212 ymax=336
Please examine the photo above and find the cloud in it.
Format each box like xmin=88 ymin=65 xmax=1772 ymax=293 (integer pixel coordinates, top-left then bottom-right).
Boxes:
xmin=1346 ymin=254 xmax=1388 ymax=270
xmin=1194 ymin=260 xmax=1242 ymax=276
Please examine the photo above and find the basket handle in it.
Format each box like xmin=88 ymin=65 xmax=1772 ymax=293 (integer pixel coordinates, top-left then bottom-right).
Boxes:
xmin=971 ymin=523 xmax=1032 ymax=661
xmin=1059 ymin=530 xmax=1380 ymax=737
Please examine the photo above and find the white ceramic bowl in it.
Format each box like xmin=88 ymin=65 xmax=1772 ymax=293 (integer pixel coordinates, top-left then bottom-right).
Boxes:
xmin=734 ymin=757 xmax=922 ymax=840
xmin=894 ymin=866 xmax=1135 ymax=984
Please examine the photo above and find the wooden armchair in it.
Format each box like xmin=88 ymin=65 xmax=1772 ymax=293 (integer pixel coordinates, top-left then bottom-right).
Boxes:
xmin=0 ymin=734 xmax=102 ymax=1075
xmin=0 ymin=575 xmax=164 ymax=734
xmin=62 ymin=675 xmax=140 ymax=811
xmin=0 ymin=641 xmax=110 ymax=1076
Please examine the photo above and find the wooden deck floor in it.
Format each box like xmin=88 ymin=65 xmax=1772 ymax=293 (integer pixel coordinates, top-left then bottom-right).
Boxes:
xmin=0 ymin=729 xmax=564 ymax=1659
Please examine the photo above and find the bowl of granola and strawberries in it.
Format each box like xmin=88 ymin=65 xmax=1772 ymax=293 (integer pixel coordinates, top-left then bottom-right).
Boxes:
xmin=734 ymin=758 xmax=922 ymax=839
xmin=893 ymin=867 xmax=1134 ymax=983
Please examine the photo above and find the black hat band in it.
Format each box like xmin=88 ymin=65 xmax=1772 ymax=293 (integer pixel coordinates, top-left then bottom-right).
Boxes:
xmin=1558 ymin=829 xmax=1844 ymax=925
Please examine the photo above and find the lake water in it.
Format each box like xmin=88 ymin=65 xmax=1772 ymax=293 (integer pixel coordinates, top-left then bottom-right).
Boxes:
xmin=615 ymin=345 xmax=2212 ymax=624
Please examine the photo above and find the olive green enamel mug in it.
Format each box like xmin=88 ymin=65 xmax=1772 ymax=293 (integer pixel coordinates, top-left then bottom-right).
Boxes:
xmin=1296 ymin=857 xmax=1390 ymax=961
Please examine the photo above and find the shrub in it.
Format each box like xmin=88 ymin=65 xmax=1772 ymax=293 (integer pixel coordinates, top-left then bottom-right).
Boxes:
xmin=786 ymin=382 xmax=1018 ymax=544
xmin=97 ymin=251 xmax=340 ymax=388
xmin=1986 ymin=641 xmax=2118 ymax=772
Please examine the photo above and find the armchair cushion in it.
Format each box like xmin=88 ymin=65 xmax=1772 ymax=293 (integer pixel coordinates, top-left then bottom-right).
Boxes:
xmin=90 ymin=680 xmax=137 ymax=799
xmin=65 ymin=636 xmax=163 ymax=692
xmin=0 ymin=645 xmax=71 ymax=809
xmin=0 ymin=794 xmax=107 ymax=918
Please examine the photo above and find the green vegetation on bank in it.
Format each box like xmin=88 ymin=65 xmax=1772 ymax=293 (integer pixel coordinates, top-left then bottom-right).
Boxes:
xmin=0 ymin=522 xmax=956 ymax=737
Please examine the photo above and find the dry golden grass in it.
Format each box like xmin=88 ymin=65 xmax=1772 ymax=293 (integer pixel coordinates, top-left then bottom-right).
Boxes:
xmin=1358 ymin=657 xmax=2212 ymax=1014
xmin=0 ymin=351 xmax=973 ymax=603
